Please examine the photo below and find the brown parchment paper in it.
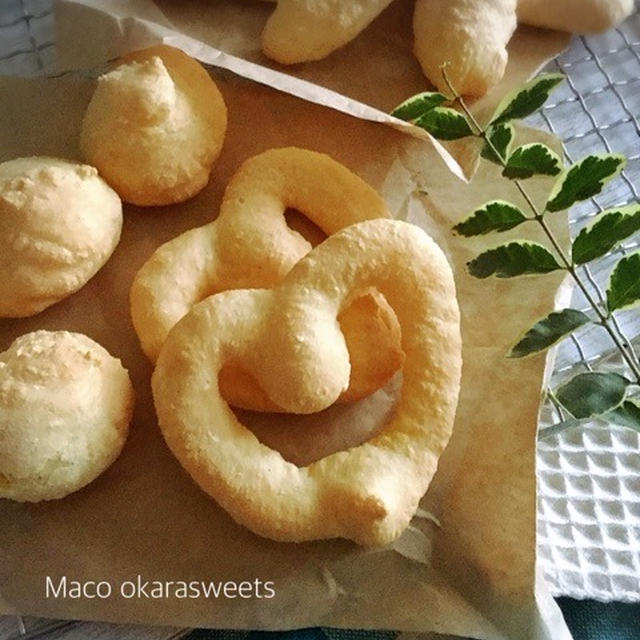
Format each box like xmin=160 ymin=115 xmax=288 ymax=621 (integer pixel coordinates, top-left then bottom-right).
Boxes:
xmin=55 ymin=0 xmax=571 ymax=177
xmin=0 ymin=62 xmax=573 ymax=637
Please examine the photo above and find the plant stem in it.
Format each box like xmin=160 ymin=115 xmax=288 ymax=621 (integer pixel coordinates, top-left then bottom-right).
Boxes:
xmin=442 ymin=68 xmax=640 ymax=384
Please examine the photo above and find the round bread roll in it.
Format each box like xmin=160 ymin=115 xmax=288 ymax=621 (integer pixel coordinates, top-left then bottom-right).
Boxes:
xmin=0 ymin=331 xmax=134 ymax=502
xmin=0 ymin=156 xmax=122 ymax=318
xmin=80 ymin=45 xmax=228 ymax=206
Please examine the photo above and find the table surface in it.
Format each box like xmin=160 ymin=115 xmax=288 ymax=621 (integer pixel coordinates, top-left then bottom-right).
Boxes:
xmin=0 ymin=0 xmax=639 ymax=638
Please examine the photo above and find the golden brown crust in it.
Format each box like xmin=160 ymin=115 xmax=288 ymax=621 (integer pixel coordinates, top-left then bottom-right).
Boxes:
xmin=413 ymin=0 xmax=517 ymax=97
xmin=0 ymin=331 xmax=134 ymax=502
xmin=261 ymin=0 xmax=394 ymax=64
xmin=131 ymin=147 xmax=403 ymax=409
xmin=80 ymin=45 xmax=227 ymax=206
xmin=152 ymin=219 xmax=462 ymax=546
xmin=219 ymin=289 xmax=404 ymax=410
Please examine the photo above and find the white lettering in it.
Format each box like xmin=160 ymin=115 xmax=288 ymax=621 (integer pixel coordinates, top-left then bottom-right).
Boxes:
xmin=120 ymin=580 xmax=136 ymax=598
xmin=45 ymin=576 xmax=66 ymax=599
xmin=200 ymin=580 xmax=223 ymax=598
xmin=45 ymin=577 xmax=112 ymax=599
xmin=47 ymin=576 xmax=276 ymax=600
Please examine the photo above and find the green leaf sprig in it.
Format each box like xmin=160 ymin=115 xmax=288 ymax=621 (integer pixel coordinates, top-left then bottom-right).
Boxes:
xmin=392 ymin=71 xmax=640 ymax=434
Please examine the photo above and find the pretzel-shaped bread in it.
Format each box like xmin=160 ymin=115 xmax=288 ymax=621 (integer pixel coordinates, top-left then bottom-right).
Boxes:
xmin=152 ymin=219 xmax=461 ymax=546
xmin=131 ymin=147 xmax=403 ymax=410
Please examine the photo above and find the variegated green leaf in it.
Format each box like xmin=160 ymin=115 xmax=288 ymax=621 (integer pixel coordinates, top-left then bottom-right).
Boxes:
xmin=572 ymin=205 xmax=640 ymax=265
xmin=546 ymin=154 xmax=626 ymax=213
xmin=481 ymin=123 xmax=514 ymax=165
xmin=391 ymin=92 xmax=448 ymax=121
xmin=414 ymin=107 xmax=473 ymax=140
xmin=491 ymin=73 xmax=565 ymax=125
xmin=453 ymin=200 xmax=527 ymax=236
xmin=502 ymin=143 xmax=563 ymax=180
xmin=509 ymin=309 xmax=591 ymax=358
xmin=467 ymin=242 xmax=562 ymax=278
xmin=606 ymin=400 xmax=640 ymax=432
xmin=556 ymin=372 xmax=630 ymax=419
xmin=606 ymin=251 xmax=640 ymax=313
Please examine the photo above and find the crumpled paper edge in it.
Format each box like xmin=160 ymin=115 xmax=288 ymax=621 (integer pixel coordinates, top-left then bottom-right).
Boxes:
xmin=54 ymin=0 xmax=466 ymax=183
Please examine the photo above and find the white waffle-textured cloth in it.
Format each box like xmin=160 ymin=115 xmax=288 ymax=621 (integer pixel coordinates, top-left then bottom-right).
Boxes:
xmin=538 ymin=425 xmax=640 ymax=600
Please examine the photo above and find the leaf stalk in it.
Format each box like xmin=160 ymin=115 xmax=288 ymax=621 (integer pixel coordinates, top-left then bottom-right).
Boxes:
xmin=441 ymin=67 xmax=640 ymax=385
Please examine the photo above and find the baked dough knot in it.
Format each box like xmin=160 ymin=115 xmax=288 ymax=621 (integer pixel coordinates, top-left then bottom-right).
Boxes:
xmin=131 ymin=147 xmax=404 ymax=410
xmin=152 ymin=219 xmax=462 ymax=547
